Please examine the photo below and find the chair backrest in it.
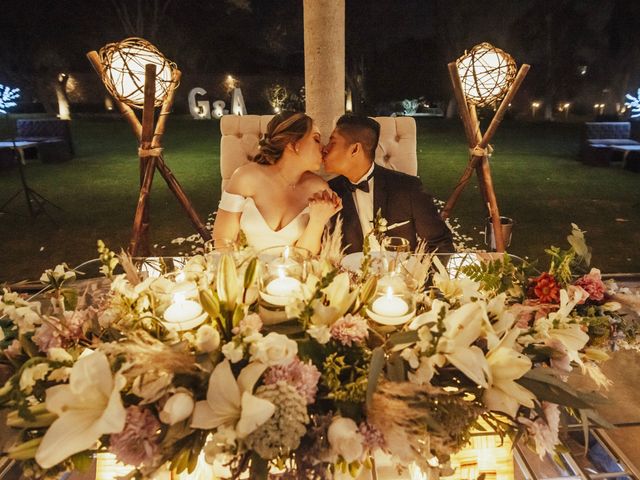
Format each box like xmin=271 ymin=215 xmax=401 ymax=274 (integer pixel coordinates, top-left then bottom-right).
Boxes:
xmin=583 ymin=122 xmax=631 ymax=140
xmin=219 ymin=115 xmax=417 ymax=192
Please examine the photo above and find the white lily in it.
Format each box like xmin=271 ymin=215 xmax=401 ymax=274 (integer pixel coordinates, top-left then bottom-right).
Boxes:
xmin=310 ymin=273 xmax=358 ymax=326
xmin=431 ymin=257 xmax=483 ymax=304
xmin=35 ymin=351 xmax=126 ymax=469
xmin=483 ymin=328 xmax=535 ymax=418
xmin=483 ymin=293 xmax=516 ymax=349
xmin=190 ymin=360 xmax=275 ymax=438
xmin=537 ymin=290 xmax=589 ymax=366
xmin=437 ymin=302 xmax=489 ymax=387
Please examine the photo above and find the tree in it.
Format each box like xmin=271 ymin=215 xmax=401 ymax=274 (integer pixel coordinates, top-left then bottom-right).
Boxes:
xmin=110 ymin=0 xmax=173 ymax=43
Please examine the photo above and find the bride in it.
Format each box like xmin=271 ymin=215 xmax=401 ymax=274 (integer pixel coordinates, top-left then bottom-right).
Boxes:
xmin=212 ymin=112 xmax=342 ymax=254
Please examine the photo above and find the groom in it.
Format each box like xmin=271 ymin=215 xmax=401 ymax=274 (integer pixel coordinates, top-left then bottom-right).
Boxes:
xmin=323 ymin=115 xmax=453 ymax=254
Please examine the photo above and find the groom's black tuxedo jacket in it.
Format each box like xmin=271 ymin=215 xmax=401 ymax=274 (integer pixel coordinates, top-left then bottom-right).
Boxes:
xmin=328 ymin=164 xmax=454 ymax=254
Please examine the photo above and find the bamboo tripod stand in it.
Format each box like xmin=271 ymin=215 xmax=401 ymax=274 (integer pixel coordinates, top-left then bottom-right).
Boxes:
xmin=87 ymin=52 xmax=212 ymax=256
xmin=441 ymin=62 xmax=530 ymax=252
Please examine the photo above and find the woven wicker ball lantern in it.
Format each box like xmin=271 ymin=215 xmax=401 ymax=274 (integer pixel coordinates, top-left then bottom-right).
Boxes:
xmin=442 ymin=43 xmax=529 ymax=253
xmin=456 ymin=42 xmax=517 ymax=108
xmin=87 ymin=38 xmax=210 ymax=256
xmin=99 ymin=37 xmax=177 ymax=109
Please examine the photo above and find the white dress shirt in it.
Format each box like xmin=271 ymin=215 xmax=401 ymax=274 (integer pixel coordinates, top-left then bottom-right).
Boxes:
xmin=351 ymin=163 xmax=379 ymax=250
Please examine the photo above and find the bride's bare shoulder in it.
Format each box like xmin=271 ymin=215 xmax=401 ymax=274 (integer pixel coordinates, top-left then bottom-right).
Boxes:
xmin=300 ymin=171 xmax=329 ymax=191
xmin=227 ymin=163 xmax=265 ymax=194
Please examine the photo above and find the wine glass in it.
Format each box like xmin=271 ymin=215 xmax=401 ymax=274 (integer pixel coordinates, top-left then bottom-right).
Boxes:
xmin=381 ymin=236 xmax=410 ymax=273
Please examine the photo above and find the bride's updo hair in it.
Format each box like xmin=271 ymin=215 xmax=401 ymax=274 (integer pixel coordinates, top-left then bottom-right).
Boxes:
xmin=253 ymin=111 xmax=313 ymax=165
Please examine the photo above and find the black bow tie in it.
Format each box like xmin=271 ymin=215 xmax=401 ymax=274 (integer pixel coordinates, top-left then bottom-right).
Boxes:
xmin=346 ymin=172 xmax=374 ymax=193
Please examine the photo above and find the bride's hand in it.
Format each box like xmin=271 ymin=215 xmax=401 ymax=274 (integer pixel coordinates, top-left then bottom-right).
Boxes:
xmin=308 ymin=190 xmax=342 ymax=224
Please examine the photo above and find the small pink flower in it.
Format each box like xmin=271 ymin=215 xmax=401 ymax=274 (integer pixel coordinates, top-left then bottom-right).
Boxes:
xmin=359 ymin=422 xmax=386 ymax=452
xmin=110 ymin=406 xmax=161 ymax=467
xmin=330 ymin=314 xmax=369 ymax=347
xmin=264 ymin=357 xmax=321 ymax=404
xmin=518 ymin=402 xmax=560 ymax=458
xmin=574 ymin=268 xmax=606 ymax=303
xmin=509 ymin=300 xmax=558 ymax=329
xmin=4 ymin=339 xmax=22 ymax=359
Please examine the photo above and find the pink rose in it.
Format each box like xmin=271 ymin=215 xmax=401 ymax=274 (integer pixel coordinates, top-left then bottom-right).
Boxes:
xmin=574 ymin=268 xmax=606 ymax=303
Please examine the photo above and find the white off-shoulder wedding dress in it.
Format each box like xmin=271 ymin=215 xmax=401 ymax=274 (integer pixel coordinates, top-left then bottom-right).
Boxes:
xmin=218 ymin=191 xmax=309 ymax=250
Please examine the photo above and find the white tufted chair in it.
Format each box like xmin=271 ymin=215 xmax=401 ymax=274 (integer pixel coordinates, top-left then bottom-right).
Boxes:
xmin=219 ymin=115 xmax=417 ymax=192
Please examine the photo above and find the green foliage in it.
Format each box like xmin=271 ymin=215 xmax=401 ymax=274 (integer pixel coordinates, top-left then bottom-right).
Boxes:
xmin=460 ymin=253 xmax=528 ymax=296
xmin=322 ymin=348 xmax=370 ymax=404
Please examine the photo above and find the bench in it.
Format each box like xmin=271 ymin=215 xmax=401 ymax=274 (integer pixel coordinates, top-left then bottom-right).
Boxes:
xmin=580 ymin=122 xmax=640 ymax=166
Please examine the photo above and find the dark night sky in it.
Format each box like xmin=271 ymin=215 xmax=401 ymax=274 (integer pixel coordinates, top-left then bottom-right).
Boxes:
xmin=1 ymin=0 xmax=639 ymax=113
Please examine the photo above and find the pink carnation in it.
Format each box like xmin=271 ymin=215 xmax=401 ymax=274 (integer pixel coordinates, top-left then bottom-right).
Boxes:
xmin=330 ymin=314 xmax=369 ymax=347
xmin=574 ymin=268 xmax=606 ymax=303
xmin=110 ymin=406 xmax=161 ymax=467
xmin=264 ymin=357 xmax=321 ymax=404
xmin=32 ymin=309 xmax=89 ymax=354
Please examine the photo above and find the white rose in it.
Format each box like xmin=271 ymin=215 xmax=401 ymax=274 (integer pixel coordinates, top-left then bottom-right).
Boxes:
xmin=222 ymin=342 xmax=245 ymax=363
xmin=47 ymin=347 xmax=73 ymax=363
xmin=196 ymin=325 xmax=221 ymax=353
xmin=307 ymin=325 xmax=331 ymax=344
xmin=250 ymin=332 xmax=297 ymax=366
xmin=19 ymin=363 xmax=50 ymax=393
xmin=160 ymin=391 xmax=195 ymax=425
xmin=327 ymin=417 xmax=364 ymax=463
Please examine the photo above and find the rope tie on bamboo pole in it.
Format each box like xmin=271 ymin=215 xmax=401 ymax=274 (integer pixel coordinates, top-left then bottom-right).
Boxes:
xmin=469 ymin=144 xmax=494 ymax=157
xmin=138 ymin=147 xmax=164 ymax=157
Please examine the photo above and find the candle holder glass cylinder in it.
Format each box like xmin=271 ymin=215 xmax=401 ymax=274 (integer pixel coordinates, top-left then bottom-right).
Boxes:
xmin=366 ymin=273 xmax=416 ymax=326
xmin=381 ymin=236 xmax=410 ymax=274
xmin=257 ymin=246 xmax=310 ymax=313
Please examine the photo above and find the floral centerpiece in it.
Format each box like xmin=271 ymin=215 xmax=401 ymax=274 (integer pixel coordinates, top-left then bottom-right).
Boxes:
xmin=0 ymin=225 xmax=637 ymax=479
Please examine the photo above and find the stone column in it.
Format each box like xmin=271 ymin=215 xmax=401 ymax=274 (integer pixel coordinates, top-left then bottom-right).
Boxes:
xmin=303 ymin=0 xmax=345 ymax=141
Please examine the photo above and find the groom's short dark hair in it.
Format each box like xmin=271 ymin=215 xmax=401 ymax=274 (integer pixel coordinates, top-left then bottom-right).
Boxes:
xmin=336 ymin=115 xmax=380 ymax=161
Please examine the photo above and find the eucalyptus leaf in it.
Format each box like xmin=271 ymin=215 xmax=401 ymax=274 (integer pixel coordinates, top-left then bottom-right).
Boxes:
xmin=387 ymin=330 xmax=419 ymax=347
xmin=386 ymin=352 xmax=405 ymax=382
xmin=267 ymin=320 xmax=306 ymax=336
xmin=366 ymin=347 xmax=385 ymax=407
xmin=516 ymin=377 xmax=592 ymax=410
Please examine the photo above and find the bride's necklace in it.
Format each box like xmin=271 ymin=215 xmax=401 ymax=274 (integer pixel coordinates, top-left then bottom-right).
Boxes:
xmin=277 ymin=170 xmax=298 ymax=190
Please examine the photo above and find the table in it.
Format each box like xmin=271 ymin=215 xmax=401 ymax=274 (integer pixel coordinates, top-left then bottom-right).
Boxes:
xmin=0 ymin=140 xmax=40 ymax=164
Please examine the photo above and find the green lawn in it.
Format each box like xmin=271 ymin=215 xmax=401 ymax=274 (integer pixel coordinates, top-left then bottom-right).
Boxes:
xmin=0 ymin=115 xmax=638 ymax=283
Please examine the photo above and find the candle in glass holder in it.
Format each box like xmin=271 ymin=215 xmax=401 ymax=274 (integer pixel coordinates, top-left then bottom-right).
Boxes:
xmin=164 ymin=297 xmax=206 ymax=331
xmin=372 ymin=287 xmax=409 ymax=317
xmin=264 ymin=268 xmax=302 ymax=306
